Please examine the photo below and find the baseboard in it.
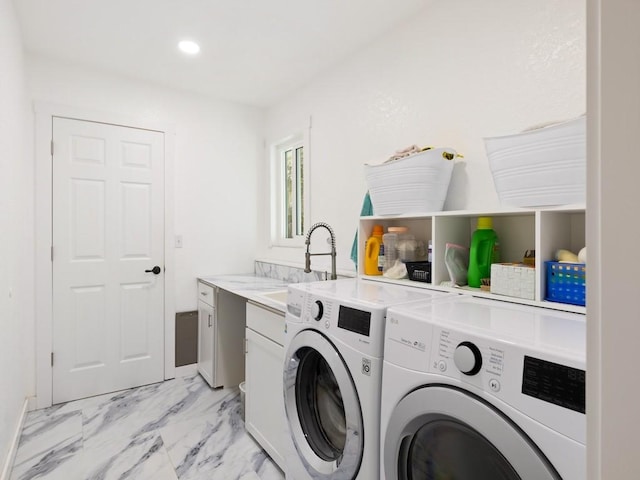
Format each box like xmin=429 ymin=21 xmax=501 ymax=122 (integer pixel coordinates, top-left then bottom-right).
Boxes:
xmin=174 ymin=363 xmax=198 ymax=378
xmin=26 ymin=396 xmax=37 ymax=413
xmin=0 ymin=398 xmax=28 ymax=480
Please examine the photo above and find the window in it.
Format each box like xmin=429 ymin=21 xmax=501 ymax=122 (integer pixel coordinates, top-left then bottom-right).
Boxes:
xmin=270 ymin=131 xmax=309 ymax=246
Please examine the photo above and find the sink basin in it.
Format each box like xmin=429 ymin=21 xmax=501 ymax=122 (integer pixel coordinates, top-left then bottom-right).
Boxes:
xmin=259 ymin=290 xmax=288 ymax=305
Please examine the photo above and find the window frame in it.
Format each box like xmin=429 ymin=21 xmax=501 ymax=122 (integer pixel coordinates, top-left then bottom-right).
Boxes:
xmin=269 ymin=130 xmax=310 ymax=248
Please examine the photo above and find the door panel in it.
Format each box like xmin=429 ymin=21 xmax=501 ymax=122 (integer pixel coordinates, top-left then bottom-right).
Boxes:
xmin=70 ymin=285 xmax=106 ymax=370
xmin=120 ymin=282 xmax=152 ymax=361
xmin=71 ymin=179 xmax=105 ymax=259
xmin=121 ymin=182 xmax=151 ymax=257
xmin=52 ymin=117 xmax=165 ymax=404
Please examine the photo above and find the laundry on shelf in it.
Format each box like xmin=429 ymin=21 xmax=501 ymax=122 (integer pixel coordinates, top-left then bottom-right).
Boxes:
xmin=386 ymin=144 xmax=425 ymax=162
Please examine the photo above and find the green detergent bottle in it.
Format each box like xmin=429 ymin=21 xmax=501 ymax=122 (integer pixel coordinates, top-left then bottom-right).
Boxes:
xmin=467 ymin=217 xmax=500 ymax=288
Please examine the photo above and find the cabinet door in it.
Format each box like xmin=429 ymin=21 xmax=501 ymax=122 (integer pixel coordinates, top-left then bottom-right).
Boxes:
xmin=197 ymin=300 xmax=215 ymax=387
xmin=245 ymin=327 xmax=287 ymax=471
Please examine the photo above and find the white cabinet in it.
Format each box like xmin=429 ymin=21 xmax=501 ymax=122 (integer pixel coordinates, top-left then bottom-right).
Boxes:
xmin=197 ymin=280 xmax=246 ymax=388
xmin=197 ymin=297 xmax=215 ymax=386
xmin=245 ymin=301 xmax=287 ymax=471
xmin=359 ymin=206 xmax=586 ymax=313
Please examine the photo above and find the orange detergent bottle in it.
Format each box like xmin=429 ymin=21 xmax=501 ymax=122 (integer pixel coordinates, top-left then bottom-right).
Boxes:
xmin=364 ymin=225 xmax=384 ymax=275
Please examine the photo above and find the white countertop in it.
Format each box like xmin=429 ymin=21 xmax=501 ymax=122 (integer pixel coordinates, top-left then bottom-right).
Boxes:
xmin=198 ymin=274 xmax=290 ymax=313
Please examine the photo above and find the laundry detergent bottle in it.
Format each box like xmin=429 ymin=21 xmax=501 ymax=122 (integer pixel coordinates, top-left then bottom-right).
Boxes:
xmin=467 ymin=217 xmax=500 ymax=288
xmin=364 ymin=225 xmax=384 ymax=276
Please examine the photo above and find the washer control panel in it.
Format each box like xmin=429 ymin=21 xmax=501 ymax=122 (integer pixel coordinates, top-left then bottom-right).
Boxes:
xmin=288 ymin=290 xmax=387 ymax=358
xmin=384 ymin=297 xmax=586 ymax=445
xmin=430 ymin=328 xmax=506 ymax=395
xmin=429 ymin=326 xmax=585 ymax=415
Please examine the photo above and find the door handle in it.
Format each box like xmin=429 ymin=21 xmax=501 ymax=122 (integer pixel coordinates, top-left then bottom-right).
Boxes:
xmin=145 ymin=266 xmax=162 ymax=274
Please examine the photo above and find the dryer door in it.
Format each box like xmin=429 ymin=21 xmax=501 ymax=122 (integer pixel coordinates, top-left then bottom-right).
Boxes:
xmin=384 ymin=385 xmax=561 ymax=480
xmin=284 ymin=329 xmax=363 ymax=479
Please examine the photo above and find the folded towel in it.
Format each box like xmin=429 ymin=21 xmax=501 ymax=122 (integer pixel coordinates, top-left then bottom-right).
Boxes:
xmin=350 ymin=192 xmax=374 ymax=269
xmin=387 ymin=145 xmax=423 ymax=162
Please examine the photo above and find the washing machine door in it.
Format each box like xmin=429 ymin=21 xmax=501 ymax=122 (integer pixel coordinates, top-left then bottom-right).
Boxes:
xmin=384 ymin=385 xmax=561 ymax=480
xmin=284 ymin=329 xmax=363 ymax=480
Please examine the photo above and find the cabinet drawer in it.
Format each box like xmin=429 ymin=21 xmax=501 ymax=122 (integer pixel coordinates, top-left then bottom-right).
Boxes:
xmin=198 ymin=281 xmax=215 ymax=306
xmin=246 ymin=302 xmax=285 ymax=346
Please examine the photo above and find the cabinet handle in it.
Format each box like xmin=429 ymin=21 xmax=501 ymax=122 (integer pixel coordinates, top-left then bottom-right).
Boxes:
xmin=200 ymin=291 xmax=208 ymax=296
xmin=208 ymin=313 xmax=212 ymax=327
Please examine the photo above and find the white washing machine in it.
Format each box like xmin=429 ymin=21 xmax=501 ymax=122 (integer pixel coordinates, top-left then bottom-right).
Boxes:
xmin=380 ymin=296 xmax=586 ymax=480
xmin=283 ymin=278 xmax=455 ymax=480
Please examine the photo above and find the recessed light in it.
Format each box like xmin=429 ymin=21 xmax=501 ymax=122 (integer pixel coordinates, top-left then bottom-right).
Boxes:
xmin=178 ymin=40 xmax=200 ymax=55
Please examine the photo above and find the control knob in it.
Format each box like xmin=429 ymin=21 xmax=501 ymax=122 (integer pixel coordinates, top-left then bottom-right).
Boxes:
xmin=311 ymin=300 xmax=324 ymax=321
xmin=453 ymin=341 xmax=482 ymax=376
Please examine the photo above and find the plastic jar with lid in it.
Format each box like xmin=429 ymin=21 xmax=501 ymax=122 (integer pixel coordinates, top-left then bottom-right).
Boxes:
xmin=388 ymin=227 xmax=417 ymax=262
xmin=382 ymin=231 xmax=398 ymax=271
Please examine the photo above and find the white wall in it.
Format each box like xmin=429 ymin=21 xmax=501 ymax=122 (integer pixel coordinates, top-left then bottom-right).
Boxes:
xmin=259 ymin=0 xmax=586 ymax=273
xmin=0 ymin=0 xmax=34 ymax=473
xmin=26 ymin=55 xmax=265 ymax=312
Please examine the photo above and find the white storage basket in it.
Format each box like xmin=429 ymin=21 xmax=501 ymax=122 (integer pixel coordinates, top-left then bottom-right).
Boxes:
xmin=364 ymin=148 xmax=456 ymax=216
xmin=484 ymin=115 xmax=586 ymax=208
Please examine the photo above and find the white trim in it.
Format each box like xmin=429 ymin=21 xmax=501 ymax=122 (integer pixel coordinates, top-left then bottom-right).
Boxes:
xmin=163 ymin=129 xmax=176 ymax=380
xmin=0 ymin=399 xmax=28 ymax=480
xmin=268 ymin=121 xmax=311 ymax=249
xmin=174 ymin=364 xmax=198 ymax=378
xmin=34 ymin=102 xmax=176 ymax=409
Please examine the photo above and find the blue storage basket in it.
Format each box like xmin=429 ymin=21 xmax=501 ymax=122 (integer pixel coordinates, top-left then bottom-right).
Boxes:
xmin=545 ymin=261 xmax=586 ymax=306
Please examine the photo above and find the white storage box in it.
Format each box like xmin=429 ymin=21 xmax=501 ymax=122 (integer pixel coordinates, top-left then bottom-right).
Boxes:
xmin=364 ymin=148 xmax=456 ymax=216
xmin=490 ymin=263 xmax=535 ymax=300
xmin=484 ymin=115 xmax=586 ymax=208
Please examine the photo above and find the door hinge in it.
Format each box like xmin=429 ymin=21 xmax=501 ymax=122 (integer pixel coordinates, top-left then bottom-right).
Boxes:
xmin=50 ymin=140 xmax=54 ymax=156
xmin=51 ymin=246 xmax=54 ymax=261
xmin=244 ymin=338 xmax=248 ymax=354
xmin=51 ymin=352 xmax=54 ymax=367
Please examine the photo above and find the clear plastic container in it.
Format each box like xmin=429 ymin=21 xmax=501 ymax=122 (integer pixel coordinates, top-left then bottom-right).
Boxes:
xmin=382 ymin=232 xmax=398 ymax=272
xmin=397 ymin=235 xmax=417 ymax=262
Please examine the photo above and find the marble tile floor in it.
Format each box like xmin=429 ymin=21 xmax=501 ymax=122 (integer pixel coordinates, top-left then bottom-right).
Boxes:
xmin=10 ymin=374 xmax=285 ymax=480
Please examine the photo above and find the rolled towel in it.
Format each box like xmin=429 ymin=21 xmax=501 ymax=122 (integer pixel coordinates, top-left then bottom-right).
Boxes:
xmin=387 ymin=144 xmax=422 ymax=162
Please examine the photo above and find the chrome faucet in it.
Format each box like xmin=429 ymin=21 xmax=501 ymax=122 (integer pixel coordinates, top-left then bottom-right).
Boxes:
xmin=304 ymin=222 xmax=337 ymax=280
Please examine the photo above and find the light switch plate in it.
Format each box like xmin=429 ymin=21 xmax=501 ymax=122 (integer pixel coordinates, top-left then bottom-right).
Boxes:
xmin=175 ymin=235 xmax=183 ymax=248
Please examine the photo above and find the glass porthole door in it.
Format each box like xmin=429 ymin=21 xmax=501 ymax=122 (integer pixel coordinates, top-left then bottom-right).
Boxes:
xmin=284 ymin=330 xmax=363 ymax=479
xmin=384 ymin=386 xmax=560 ymax=480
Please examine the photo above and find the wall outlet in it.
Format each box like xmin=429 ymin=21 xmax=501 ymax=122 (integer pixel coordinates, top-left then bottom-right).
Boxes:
xmin=175 ymin=235 xmax=183 ymax=248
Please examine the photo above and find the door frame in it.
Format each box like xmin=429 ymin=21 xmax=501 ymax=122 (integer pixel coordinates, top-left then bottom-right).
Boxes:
xmin=34 ymin=102 xmax=176 ymax=409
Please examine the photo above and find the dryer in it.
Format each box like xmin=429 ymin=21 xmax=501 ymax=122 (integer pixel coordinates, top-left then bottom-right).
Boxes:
xmin=283 ymin=279 xmax=454 ymax=480
xmin=380 ymin=296 xmax=586 ymax=480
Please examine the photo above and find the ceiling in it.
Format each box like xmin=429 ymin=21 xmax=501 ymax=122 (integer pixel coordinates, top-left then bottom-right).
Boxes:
xmin=13 ymin=0 xmax=430 ymax=107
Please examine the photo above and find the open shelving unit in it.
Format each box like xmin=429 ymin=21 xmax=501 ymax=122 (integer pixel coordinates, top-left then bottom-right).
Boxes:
xmin=358 ymin=205 xmax=586 ymax=314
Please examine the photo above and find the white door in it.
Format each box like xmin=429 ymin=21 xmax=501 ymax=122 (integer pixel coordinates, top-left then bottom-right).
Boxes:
xmin=52 ymin=117 xmax=165 ymax=404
